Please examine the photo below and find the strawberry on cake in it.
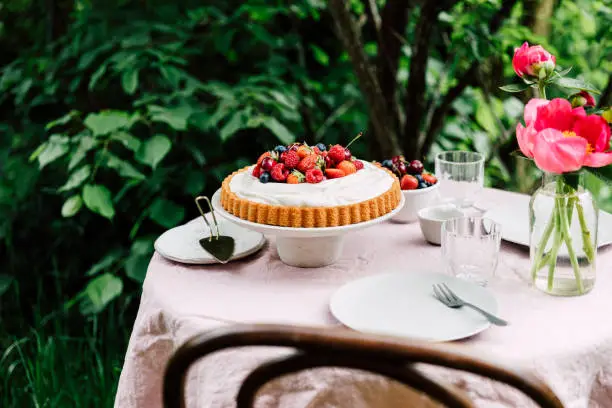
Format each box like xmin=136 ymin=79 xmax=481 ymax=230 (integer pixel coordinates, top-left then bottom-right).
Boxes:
xmin=220 ymin=135 xmax=402 ymax=228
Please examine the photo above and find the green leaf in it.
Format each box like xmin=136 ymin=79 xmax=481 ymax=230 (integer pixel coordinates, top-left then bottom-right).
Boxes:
xmin=29 ymin=143 xmax=47 ymax=162
xmin=38 ymin=136 xmax=70 ymax=168
xmin=184 ymin=170 xmax=206 ymax=195
xmin=310 ymin=45 xmax=329 ymax=66
xmin=111 ymin=131 xmax=141 ymax=152
xmin=69 ymin=135 xmax=97 ymax=170
xmin=84 ymin=111 xmax=134 ymax=136
xmin=46 ymin=110 xmax=79 ymax=130
xmin=124 ymin=253 xmax=149 ymax=283
xmin=261 ymin=117 xmax=295 ymax=145
xmin=587 ymin=166 xmax=612 ymax=185
xmin=554 ymin=77 xmax=600 ymax=94
xmin=475 ymin=101 xmax=497 ymax=135
xmin=135 ymin=134 xmax=172 ymax=169
xmin=502 ymin=97 xmax=524 ymax=120
xmin=124 ymin=238 xmax=154 ymax=282
xmin=89 ymin=64 xmax=108 ymax=91
xmin=58 ymin=165 xmax=91 ymax=192
xmin=147 ymin=105 xmax=193 ymax=130
xmin=82 ymin=184 xmax=115 ymax=219
xmin=85 ymin=250 xmax=122 ymax=277
xmin=79 ymin=273 xmax=123 ymax=314
xmin=106 ymin=154 xmax=145 ymax=180
xmin=499 ymin=84 xmax=529 ymax=93
xmin=121 ymin=69 xmax=139 ymax=95
xmin=555 ymin=66 xmax=573 ymax=77
xmin=220 ymin=110 xmax=248 ymax=141
xmin=61 ymin=195 xmax=83 ymax=217
xmin=148 ymin=198 xmax=185 ymax=228
xmin=0 ymin=274 xmax=14 ymax=297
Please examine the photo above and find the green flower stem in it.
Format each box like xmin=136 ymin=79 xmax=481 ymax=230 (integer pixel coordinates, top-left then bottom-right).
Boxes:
xmin=556 ymin=180 xmax=584 ymax=294
xmin=547 ymin=199 xmax=564 ymax=291
xmin=576 ymin=201 xmax=595 ymax=263
xmin=538 ymin=82 xmax=547 ymax=99
xmin=530 ymin=208 xmax=556 ymax=281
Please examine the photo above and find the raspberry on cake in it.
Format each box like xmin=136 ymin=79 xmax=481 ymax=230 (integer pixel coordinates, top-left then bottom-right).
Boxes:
xmin=219 ymin=137 xmax=402 ymax=228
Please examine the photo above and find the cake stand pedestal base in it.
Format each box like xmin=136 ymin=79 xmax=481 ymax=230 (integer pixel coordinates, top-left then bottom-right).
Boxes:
xmin=211 ymin=189 xmax=404 ymax=268
xmin=276 ymin=236 xmax=343 ymax=267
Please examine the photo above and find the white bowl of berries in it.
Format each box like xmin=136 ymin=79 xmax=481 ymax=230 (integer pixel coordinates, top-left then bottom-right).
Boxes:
xmin=379 ymin=156 xmax=440 ymax=223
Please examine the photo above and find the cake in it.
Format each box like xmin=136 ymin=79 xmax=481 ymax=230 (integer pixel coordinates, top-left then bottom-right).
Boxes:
xmin=220 ymin=139 xmax=402 ymax=228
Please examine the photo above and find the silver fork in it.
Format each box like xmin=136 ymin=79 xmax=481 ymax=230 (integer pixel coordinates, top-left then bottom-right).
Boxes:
xmin=433 ymin=283 xmax=508 ymax=326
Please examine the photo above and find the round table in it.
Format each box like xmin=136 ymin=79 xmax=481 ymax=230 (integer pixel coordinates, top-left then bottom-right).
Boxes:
xmin=115 ymin=188 xmax=612 ymax=408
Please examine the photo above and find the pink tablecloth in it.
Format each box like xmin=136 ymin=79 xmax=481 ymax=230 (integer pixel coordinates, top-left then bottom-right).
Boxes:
xmin=115 ymin=188 xmax=612 ymax=408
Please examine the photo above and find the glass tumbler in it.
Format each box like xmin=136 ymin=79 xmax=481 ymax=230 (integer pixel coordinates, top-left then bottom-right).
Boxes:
xmin=441 ymin=217 xmax=502 ymax=286
xmin=434 ymin=151 xmax=484 ymax=210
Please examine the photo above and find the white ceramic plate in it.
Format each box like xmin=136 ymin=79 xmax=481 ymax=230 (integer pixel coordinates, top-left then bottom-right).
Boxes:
xmin=330 ymin=271 xmax=498 ymax=342
xmin=486 ymin=195 xmax=612 ymax=248
xmin=154 ymin=216 xmax=266 ymax=264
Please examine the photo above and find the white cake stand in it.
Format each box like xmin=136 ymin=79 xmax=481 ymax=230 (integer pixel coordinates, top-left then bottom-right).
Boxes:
xmin=211 ymin=190 xmax=405 ymax=268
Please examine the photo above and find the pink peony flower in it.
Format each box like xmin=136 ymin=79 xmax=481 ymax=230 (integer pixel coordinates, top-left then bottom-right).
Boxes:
xmin=516 ymin=98 xmax=612 ymax=173
xmin=512 ymin=42 xmax=556 ymax=79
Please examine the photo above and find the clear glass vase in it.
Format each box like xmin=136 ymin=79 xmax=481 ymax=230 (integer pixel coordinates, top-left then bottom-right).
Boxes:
xmin=529 ymin=172 xmax=598 ymax=296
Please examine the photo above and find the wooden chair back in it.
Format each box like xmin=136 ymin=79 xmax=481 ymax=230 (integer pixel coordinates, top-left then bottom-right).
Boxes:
xmin=163 ymin=324 xmax=563 ymax=408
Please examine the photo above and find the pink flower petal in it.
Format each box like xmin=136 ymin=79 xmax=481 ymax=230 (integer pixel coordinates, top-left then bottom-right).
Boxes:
xmin=524 ymin=99 xmax=549 ymax=126
xmin=516 ymin=122 xmax=536 ymax=158
xmin=573 ymin=115 xmax=611 ymax=152
xmin=584 ymin=151 xmax=612 ymax=167
xmin=534 ymin=98 xmax=575 ymax=132
xmin=532 ymin=128 xmax=587 ymax=174
xmin=572 ymin=107 xmax=587 ymax=118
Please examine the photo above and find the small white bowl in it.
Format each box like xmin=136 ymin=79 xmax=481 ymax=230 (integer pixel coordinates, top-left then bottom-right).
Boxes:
xmin=417 ymin=204 xmax=464 ymax=245
xmin=392 ymin=182 xmax=440 ymax=223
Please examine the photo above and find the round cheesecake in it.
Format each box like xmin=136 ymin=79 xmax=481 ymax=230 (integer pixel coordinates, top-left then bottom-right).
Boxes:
xmin=220 ymin=161 xmax=402 ymax=227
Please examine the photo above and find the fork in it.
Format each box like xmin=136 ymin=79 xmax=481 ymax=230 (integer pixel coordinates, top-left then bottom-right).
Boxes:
xmin=433 ymin=283 xmax=508 ymax=326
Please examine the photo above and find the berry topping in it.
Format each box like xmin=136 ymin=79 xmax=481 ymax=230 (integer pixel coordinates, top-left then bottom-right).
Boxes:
xmin=271 ymin=163 xmax=288 ymax=182
xmin=353 ymin=159 xmax=364 ymax=170
xmin=381 ymin=159 xmax=393 ymax=169
xmin=287 ymin=174 xmax=299 ymax=184
xmin=297 ymin=154 xmax=320 ymax=173
xmin=282 ymin=150 xmax=300 ymax=169
xmin=261 ymin=157 xmax=277 ymax=171
xmin=274 ymin=145 xmax=287 ymax=153
xmin=252 ymin=164 xmax=262 ymax=178
xmin=422 ymin=173 xmax=437 ymax=184
xmin=343 ymin=148 xmax=352 ymax=161
xmin=325 ymin=168 xmax=346 ymax=179
xmin=316 ymin=143 xmax=326 ymax=151
xmin=324 ymin=155 xmax=333 ymax=169
xmin=400 ymin=174 xmax=418 ymax=190
xmin=259 ymin=172 xmax=271 ymax=183
xmin=305 ymin=168 xmax=324 ymax=184
xmin=297 ymin=145 xmax=312 ymax=159
xmin=257 ymin=152 xmax=271 ymax=166
xmin=408 ymin=160 xmax=424 ymax=175
xmin=328 ymin=144 xmax=345 ymax=163
xmin=337 ymin=160 xmax=357 ymax=175
xmin=396 ymin=161 xmax=407 ymax=175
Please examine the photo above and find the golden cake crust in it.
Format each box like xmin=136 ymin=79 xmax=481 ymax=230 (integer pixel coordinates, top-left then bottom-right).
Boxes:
xmin=220 ymin=165 xmax=402 ymax=228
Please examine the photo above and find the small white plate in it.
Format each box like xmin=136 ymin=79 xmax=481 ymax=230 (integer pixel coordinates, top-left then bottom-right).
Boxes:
xmin=330 ymin=271 xmax=498 ymax=342
xmin=154 ymin=216 xmax=266 ymax=264
xmin=486 ymin=195 xmax=612 ymax=248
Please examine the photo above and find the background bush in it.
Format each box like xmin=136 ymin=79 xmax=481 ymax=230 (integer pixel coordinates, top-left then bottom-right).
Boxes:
xmin=0 ymin=0 xmax=610 ymax=406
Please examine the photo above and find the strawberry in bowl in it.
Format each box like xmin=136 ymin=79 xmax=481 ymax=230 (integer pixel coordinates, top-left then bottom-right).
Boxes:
xmin=378 ymin=155 xmax=440 ymax=223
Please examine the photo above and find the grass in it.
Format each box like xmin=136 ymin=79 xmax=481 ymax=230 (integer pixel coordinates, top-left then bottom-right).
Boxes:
xmin=0 ymin=277 xmax=137 ymax=407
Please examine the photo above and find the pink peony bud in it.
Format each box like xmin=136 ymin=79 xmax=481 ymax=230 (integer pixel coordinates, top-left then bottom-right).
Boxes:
xmin=512 ymin=42 xmax=556 ymax=79
xmin=570 ymin=91 xmax=596 ymax=108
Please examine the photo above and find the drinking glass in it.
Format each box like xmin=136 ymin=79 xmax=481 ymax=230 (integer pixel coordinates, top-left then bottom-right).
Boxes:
xmin=434 ymin=151 xmax=484 ymax=210
xmin=441 ymin=217 xmax=501 ymax=286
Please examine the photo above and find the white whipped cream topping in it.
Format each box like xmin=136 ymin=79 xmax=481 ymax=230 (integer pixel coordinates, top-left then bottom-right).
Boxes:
xmin=228 ymin=162 xmax=394 ymax=207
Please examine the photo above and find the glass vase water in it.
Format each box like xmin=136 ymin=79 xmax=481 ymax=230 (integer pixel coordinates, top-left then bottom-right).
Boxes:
xmin=529 ymin=172 xmax=597 ymax=296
